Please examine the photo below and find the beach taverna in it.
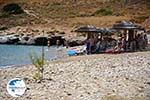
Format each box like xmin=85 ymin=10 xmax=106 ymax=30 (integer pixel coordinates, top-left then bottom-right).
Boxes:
xmin=73 ymin=21 xmax=148 ymax=54
xmin=74 ymin=25 xmax=114 ymax=40
xmin=112 ymin=21 xmax=147 ymax=51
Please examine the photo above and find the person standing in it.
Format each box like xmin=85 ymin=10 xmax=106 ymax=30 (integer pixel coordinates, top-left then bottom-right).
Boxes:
xmin=56 ymin=40 xmax=62 ymax=59
xmin=121 ymin=36 xmax=126 ymax=52
xmin=143 ymin=30 xmax=148 ymax=48
xmin=86 ymin=38 xmax=90 ymax=54
xmin=47 ymin=40 xmax=51 ymax=48
xmin=56 ymin=40 xmax=60 ymax=48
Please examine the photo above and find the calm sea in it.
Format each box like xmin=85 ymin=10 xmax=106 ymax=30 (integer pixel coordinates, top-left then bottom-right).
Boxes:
xmin=0 ymin=44 xmax=58 ymax=68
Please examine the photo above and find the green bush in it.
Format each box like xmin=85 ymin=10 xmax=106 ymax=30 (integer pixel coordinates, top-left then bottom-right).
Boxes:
xmin=52 ymin=2 xmax=61 ymax=6
xmin=146 ymin=0 xmax=150 ymax=8
xmin=94 ymin=8 xmax=113 ymax=16
xmin=0 ymin=26 xmax=8 ymax=31
xmin=3 ymin=3 xmax=24 ymax=14
xmin=0 ymin=12 xmax=10 ymax=18
xmin=30 ymin=53 xmax=44 ymax=82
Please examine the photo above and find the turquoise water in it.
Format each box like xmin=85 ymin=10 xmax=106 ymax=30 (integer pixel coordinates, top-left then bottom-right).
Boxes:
xmin=0 ymin=44 xmax=57 ymax=68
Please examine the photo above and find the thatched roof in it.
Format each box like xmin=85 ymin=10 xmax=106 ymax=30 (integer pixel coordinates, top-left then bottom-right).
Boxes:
xmin=74 ymin=25 xmax=115 ymax=36
xmin=112 ymin=21 xmax=142 ymax=30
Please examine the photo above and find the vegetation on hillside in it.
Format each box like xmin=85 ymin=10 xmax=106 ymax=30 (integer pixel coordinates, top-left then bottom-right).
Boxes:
xmin=0 ymin=0 xmax=149 ymax=29
xmin=93 ymin=8 xmax=113 ymax=16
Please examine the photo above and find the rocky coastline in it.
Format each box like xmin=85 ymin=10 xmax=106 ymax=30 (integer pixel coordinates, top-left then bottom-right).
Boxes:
xmin=0 ymin=26 xmax=85 ymax=46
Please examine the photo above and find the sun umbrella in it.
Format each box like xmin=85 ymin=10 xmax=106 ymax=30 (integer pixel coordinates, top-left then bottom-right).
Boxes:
xmin=112 ymin=21 xmax=141 ymax=29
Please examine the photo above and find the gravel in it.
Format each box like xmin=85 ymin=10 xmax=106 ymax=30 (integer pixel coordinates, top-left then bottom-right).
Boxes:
xmin=0 ymin=51 xmax=150 ymax=100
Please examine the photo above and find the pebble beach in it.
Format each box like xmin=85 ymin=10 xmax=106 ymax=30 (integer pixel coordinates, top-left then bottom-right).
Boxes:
xmin=0 ymin=51 xmax=150 ymax=100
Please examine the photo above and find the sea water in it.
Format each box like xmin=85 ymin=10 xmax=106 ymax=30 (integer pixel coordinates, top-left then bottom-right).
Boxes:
xmin=0 ymin=44 xmax=58 ymax=68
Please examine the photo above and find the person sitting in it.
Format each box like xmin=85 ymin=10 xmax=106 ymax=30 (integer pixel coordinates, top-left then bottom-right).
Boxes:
xmin=114 ymin=37 xmax=124 ymax=53
xmin=97 ymin=38 xmax=108 ymax=53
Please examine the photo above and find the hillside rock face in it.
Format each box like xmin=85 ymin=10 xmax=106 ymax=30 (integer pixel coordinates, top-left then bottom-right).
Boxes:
xmin=143 ymin=17 xmax=150 ymax=30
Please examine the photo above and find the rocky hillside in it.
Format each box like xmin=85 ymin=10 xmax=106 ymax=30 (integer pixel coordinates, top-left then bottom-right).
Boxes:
xmin=0 ymin=0 xmax=150 ymax=32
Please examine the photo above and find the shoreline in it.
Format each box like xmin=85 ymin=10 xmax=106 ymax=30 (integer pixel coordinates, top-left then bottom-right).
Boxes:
xmin=0 ymin=44 xmax=67 ymax=69
xmin=1 ymin=50 xmax=150 ymax=69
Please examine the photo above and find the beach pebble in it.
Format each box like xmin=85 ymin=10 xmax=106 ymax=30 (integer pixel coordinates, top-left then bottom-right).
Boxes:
xmin=0 ymin=52 xmax=150 ymax=100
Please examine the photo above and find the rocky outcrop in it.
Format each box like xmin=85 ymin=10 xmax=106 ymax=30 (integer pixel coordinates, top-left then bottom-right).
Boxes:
xmin=0 ymin=36 xmax=9 ymax=44
xmin=34 ymin=36 xmax=48 ymax=45
xmin=0 ymin=34 xmax=66 ymax=46
xmin=18 ymin=36 xmax=35 ymax=45
xmin=50 ymin=36 xmax=65 ymax=45
xmin=67 ymin=36 xmax=86 ymax=47
xmin=0 ymin=26 xmax=86 ymax=47
xmin=0 ymin=34 xmax=20 ymax=44
xmin=68 ymin=40 xmax=84 ymax=47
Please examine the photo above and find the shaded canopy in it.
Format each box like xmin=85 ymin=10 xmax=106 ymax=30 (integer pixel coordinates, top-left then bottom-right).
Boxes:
xmin=74 ymin=25 xmax=115 ymax=36
xmin=98 ymin=28 xmax=116 ymax=36
xmin=112 ymin=21 xmax=142 ymax=30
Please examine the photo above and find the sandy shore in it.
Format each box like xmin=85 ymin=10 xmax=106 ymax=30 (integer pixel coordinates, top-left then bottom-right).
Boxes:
xmin=0 ymin=51 xmax=150 ymax=100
